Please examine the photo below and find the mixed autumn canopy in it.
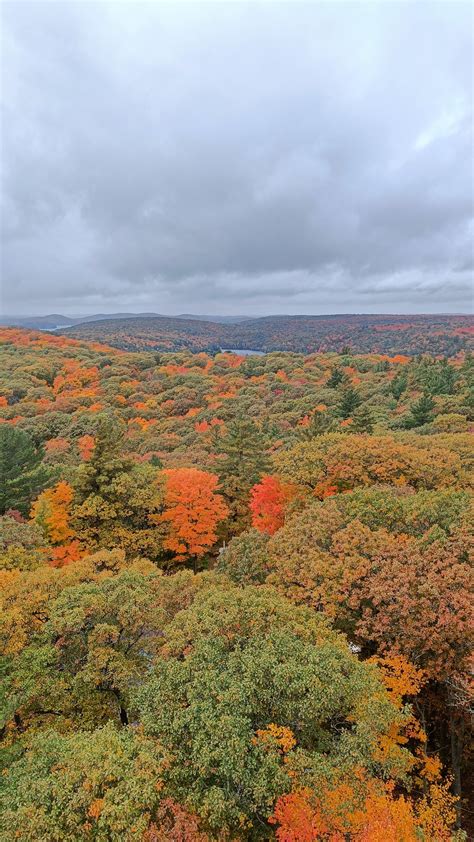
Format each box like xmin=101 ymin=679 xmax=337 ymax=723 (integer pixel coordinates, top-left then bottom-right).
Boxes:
xmin=0 ymin=325 xmax=472 ymax=840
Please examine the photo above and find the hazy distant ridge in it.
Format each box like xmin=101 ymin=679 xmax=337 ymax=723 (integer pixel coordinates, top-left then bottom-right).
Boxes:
xmin=0 ymin=313 xmax=252 ymax=330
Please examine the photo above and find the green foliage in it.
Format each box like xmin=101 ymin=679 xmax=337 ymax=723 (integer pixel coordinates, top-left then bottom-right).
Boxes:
xmin=4 ymin=569 xmax=166 ymax=731
xmin=336 ymin=387 xmax=361 ymax=419
xmin=0 ymin=723 xmax=165 ymax=842
xmin=137 ymin=586 xmax=403 ymax=835
xmin=306 ymin=410 xmax=336 ymax=437
xmin=414 ymin=357 xmax=457 ymax=395
xmin=216 ymin=417 xmax=270 ymax=529
xmin=327 ymin=366 xmax=346 ymax=388
xmin=390 ymin=371 xmax=408 ymax=400
xmin=0 ymin=328 xmax=471 ymax=835
xmin=0 ymin=427 xmax=52 ymax=515
xmin=0 ymin=515 xmax=45 ymax=570
xmin=405 ymin=392 xmax=435 ymax=428
xmin=351 ymin=404 xmax=374 ymax=433
xmin=328 ymin=486 xmax=471 ymax=537
xmin=73 ymin=420 xmax=165 ymax=559
xmin=216 ymin=528 xmax=271 ymax=585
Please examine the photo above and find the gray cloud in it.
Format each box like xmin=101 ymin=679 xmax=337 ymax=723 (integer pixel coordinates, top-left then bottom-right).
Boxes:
xmin=1 ymin=1 xmax=472 ymax=316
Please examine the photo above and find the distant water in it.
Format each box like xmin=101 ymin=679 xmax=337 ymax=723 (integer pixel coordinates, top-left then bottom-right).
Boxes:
xmin=221 ymin=348 xmax=266 ymax=356
xmin=39 ymin=325 xmax=71 ymax=331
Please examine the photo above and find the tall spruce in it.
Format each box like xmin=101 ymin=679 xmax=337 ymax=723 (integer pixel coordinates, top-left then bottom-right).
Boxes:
xmin=352 ymin=404 xmax=374 ymax=433
xmin=327 ymin=367 xmax=345 ymax=388
xmin=336 ymin=387 xmax=362 ymax=419
xmin=405 ymin=393 xmax=435 ymax=428
xmin=216 ymin=416 xmax=269 ymax=530
xmin=0 ymin=427 xmax=51 ymax=515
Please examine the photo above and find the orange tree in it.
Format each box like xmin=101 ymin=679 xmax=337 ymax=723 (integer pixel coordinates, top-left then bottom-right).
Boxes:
xmin=153 ymin=467 xmax=228 ymax=566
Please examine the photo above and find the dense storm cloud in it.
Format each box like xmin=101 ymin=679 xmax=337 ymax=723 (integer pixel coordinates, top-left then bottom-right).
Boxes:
xmin=1 ymin=1 xmax=472 ymax=315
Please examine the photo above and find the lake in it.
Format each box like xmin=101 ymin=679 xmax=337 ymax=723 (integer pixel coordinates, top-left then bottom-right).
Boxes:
xmin=221 ymin=348 xmax=266 ymax=356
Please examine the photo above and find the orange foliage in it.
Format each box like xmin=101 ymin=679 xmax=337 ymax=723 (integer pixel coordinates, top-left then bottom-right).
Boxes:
xmin=31 ymin=480 xmax=75 ymax=545
xmin=195 ymin=420 xmax=211 ymax=433
xmin=195 ymin=417 xmax=224 ymax=433
xmin=0 ymin=327 xmax=117 ymax=353
xmin=270 ymin=777 xmax=456 ymax=842
xmin=53 ymin=360 xmax=100 ymax=396
xmin=49 ymin=541 xmax=83 ymax=568
xmin=390 ymin=355 xmax=410 ymax=364
xmin=371 ymin=655 xmax=424 ymax=708
xmin=144 ymin=798 xmax=210 ymax=841
xmin=45 ymin=437 xmax=70 ymax=454
xmin=77 ymin=434 xmax=95 ymax=461
xmin=153 ymin=468 xmax=228 ymax=560
xmin=250 ymin=475 xmax=297 ymax=535
xmin=254 ymin=723 xmax=296 ymax=754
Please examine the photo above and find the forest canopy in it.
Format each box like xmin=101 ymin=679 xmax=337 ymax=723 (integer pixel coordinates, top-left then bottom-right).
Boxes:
xmin=0 ymin=325 xmax=472 ymax=840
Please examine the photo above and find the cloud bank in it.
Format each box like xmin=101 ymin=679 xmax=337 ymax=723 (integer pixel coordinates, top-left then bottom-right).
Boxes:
xmin=1 ymin=1 xmax=472 ymax=315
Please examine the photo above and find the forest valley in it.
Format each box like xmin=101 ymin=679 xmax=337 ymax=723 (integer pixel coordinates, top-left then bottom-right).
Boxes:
xmin=0 ymin=326 xmax=472 ymax=841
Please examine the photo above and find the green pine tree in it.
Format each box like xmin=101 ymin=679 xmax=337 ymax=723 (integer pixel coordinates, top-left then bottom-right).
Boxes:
xmin=74 ymin=418 xmax=133 ymax=500
xmin=73 ymin=418 xmax=165 ymax=560
xmin=390 ymin=372 xmax=408 ymax=400
xmin=352 ymin=404 xmax=374 ymax=433
xmin=216 ymin=416 xmax=270 ymax=531
xmin=405 ymin=393 xmax=435 ymax=428
xmin=0 ymin=427 xmax=52 ymax=515
xmin=336 ymin=387 xmax=362 ymax=419
xmin=327 ymin=367 xmax=345 ymax=388
xmin=306 ymin=411 xmax=335 ymax=438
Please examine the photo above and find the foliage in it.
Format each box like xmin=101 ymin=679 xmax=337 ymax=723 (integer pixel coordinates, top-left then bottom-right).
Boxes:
xmin=250 ymin=474 xmax=297 ymax=535
xmin=217 ymin=528 xmax=271 ymax=585
xmin=217 ymin=416 xmax=270 ymax=530
xmin=59 ymin=314 xmax=474 ymax=356
xmin=275 ymin=433 xmax=465 ymax=497
xmin=137 ymin=586 xmax=408 ymax=835
xmin=405 ymin=393 xmax=436 ymax=428
xmin=73 ymin=420 xmax=165 ymax=560
xmin=0 ymin=427 xmax=51 ymax=515
xmin=0 ymin=515 xmax=45 ymax=571
xmin=0 ymin=723 xmax=166 ymax=841
xmin=154 ymin=467 xmax=228 ymax=563
xmin=0 ymin=326 xmax=471 ymax=837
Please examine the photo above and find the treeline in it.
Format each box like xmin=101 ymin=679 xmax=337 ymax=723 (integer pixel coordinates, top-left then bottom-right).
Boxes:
xmin=0 ymin=327 xmax=473 ymax=840
xmin=60 ymin=313 xmax=474 ymax=356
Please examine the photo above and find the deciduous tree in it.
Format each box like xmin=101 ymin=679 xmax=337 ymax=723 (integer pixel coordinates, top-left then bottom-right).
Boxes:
xmin=155 ymin=467 xmax=228 ymax=564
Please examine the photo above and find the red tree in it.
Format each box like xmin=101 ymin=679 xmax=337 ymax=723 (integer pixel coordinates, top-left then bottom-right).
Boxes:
xmin=250 ymin=475 xmax=296 ymax=535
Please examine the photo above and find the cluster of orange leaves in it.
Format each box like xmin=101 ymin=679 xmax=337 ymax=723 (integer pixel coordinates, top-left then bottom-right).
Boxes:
xmin=31 ymin=480 xmax=82 ymax=567
xmin=151 ymin=468 xmax=229 ymax=560
xmin=254 ymin=723 xmax=297 ymax=755
xmin=250 ymin=475 xmax=299 ymax=535
xmin=270 ymin=778 xmax=456 ymax=842
xmin=78 ymin=434 xmax=95 ymax=461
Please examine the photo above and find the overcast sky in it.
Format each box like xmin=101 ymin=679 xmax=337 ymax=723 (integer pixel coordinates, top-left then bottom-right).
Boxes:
xmin=1 ymin=1 xmax=472 ymax=316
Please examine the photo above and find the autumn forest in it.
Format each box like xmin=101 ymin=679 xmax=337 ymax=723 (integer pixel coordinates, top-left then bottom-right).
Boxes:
xmin=0 ymin=324 xmax=472 ymax=840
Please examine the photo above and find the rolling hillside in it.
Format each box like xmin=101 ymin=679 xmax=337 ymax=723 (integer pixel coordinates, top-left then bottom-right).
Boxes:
xmin=59 ymin=313 xmax=474 ymax=356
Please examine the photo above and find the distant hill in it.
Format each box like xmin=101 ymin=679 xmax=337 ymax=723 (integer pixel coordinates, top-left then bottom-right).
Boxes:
xmin=0 ymin=313 xmax=252 ymax=330
xmin=57 ymin=313 xmax=474 ymax=356
xmin=0 ymin=314 xmax=81 ymax=330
